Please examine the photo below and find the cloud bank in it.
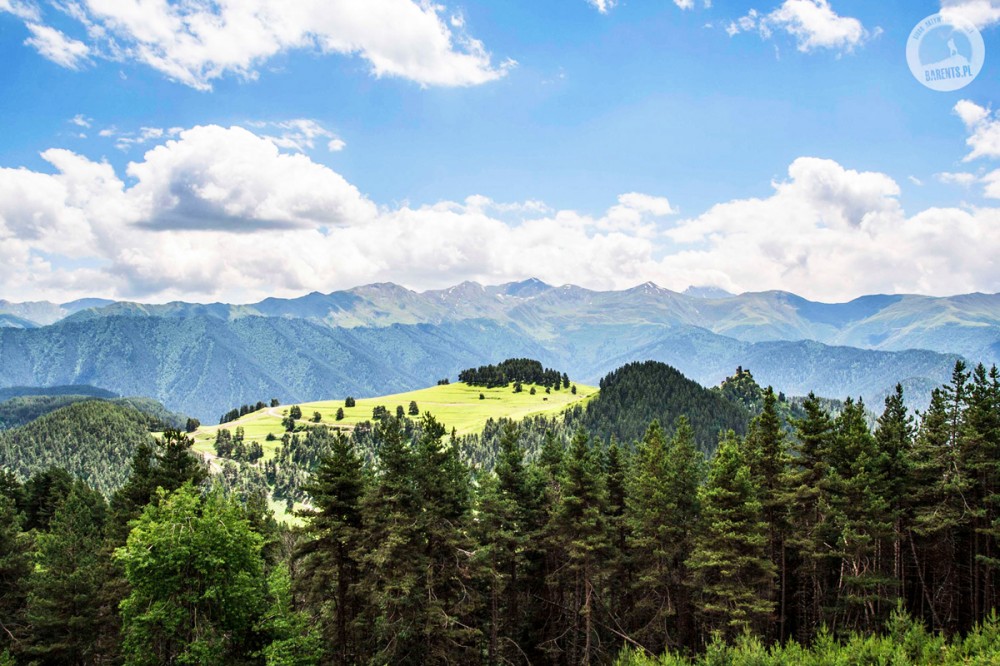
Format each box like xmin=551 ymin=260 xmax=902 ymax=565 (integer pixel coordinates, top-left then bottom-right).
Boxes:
xmin=1 ymin=0 xmax=512 ymax=89
xmin=1 ymin=122 xmax=999 ymax=304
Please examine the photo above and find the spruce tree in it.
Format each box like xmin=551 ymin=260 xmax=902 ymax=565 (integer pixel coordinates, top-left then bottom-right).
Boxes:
xmin=744 ymin=387 xmax=790 ymax=640
xmin=781 ymin=393 xmax=836 ymax=642
xmin=297 ymin=432 xmax=367 ymax=665
xmin=542 ymin=428 xmax=612 ymax=665
xmin=0 ymin=495 xmax=29 ymax=653
xmin=25 ymin=481 xmax=110 ymax=664
xmin=908 ymin=388 xmax=966 ymax=632
xmin=874 ymin=385 xmax=915 ymax=620
xmin=828 ymin=398 xmax=893 ymax=634
xmin=625 ymin=418 xmax=704 ymax=653
xmin=687 ymin=431 xmax=775 ymax=641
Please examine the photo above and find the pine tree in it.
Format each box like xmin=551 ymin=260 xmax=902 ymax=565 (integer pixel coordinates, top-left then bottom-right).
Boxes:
xmin=625 ymin=418 xmax=704 ymax=653
xmin=874 ymin=385 xmax=915 ymax=621
xmin=542 ymin=428 xmax=612 ymax=665
xmin=297 ymin=432 xmax=367 ymax=665
xmin=25 ymin=481 xmax=110 ymax=664
xmin=961 ymin=363 xmax=1000 ymax=619
xmin=781 ymin=393 xmax=836 ymax=641
xmin=687 ymin=431 xmax=775 ymax=641
xmin=474 ymin=422 xmax=543 ymax=661
xmin=108 ymin=429 xmax=208 ymax=541
xmin=744 ymin=387 xmax=790 ymax=640
xmin=828 ymin=398 xmax=893 ymax=634
xmin=354 ymin=417 xmax=420 ymax=663
xmin=0 ymin=495 xmax=29 ymax=653
xmin=907 ymin=388 xmax=966 ymax=632
xmin=410 ymin=416 xmax=480 ymax=662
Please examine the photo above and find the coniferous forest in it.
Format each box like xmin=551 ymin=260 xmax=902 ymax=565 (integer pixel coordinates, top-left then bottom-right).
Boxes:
xmin=4 ymin=360 xmax=1000 ymax=664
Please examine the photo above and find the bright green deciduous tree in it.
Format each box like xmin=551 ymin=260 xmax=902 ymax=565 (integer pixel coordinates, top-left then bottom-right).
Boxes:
xmin=115 ymin=484 xmax=267 ymax=665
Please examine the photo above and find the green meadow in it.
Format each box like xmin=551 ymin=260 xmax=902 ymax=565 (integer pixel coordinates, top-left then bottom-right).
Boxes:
xmin=190 ymin=380 xmax=598 ymax=459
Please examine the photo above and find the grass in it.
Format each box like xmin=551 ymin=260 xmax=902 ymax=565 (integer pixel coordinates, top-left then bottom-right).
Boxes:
xmin=190 ymin=380 xmax=598 ymax=459
xmin=185 ymin=380 xmax=597 ymax=525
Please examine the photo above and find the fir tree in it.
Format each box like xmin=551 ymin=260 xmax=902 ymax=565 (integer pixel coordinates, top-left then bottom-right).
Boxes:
xmin=625 ymin=418 xmax=704 ymax=653
xmin=781 ymin=393 xmax=837 ymax=642
xmin=687 ymin=431 xmax=775 ymax=641
xmin=0 ymin=495 xmax=29 ymax=653
xmin=25 ymin=481 xmax=110 ymax=664
xmin=543 ymin=428 xmax=612 ymax=665
xmin=297 ymin=432 xmax=366 ymax=665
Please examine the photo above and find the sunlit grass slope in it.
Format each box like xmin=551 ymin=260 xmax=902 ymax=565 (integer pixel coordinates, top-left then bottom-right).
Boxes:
xmin=190 ymin=381 xmax=597 ymax=459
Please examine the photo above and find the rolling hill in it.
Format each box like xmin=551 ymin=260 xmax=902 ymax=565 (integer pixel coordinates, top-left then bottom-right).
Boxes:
xmin=189 ymin=379 xmax=599 ymax=460
xmin=0 ymin=401 xmax=159 ymax=495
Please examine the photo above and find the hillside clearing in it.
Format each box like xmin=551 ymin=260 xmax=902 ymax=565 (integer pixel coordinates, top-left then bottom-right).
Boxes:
xmin=190 ymin=380 xmax=597 ymax=460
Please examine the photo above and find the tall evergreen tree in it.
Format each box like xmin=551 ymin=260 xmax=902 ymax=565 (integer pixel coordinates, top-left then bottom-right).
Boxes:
xmin=828 ymin=398 xmax=893 ymax=635
xmin=744 ymin=387 xmax=790 ymax=641
xmin=625 ymin=418 xmax=704 ymax=654
xmin=542 ymin=428 xmax=612 ymax=665
xmin=297 ymin=432 xmax=367 ymax=665
xmin=907 ymin=388 xmax=966 ymax=632
xmin=0 ymin=495 xmax=29 ymax=654
xmin=687 ymin=431 xmax=775 ymax=641
xmin=25 ymin=481 xmax=110 ymax=664
xmin=781 ymin=393 xmax=837 ymax=642
xmin=874 ymin=384 xmax=915 ymax=619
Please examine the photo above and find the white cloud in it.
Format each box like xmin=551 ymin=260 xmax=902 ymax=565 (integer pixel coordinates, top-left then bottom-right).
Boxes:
xmin=0 ymin=0 xmax=39 ymax=21
xmin=70 ymin=114 xmax=92 ymax=128
xmin=956 ymin=100 xmax=1000 ymax=161
xmin=658 ymin=157 xmax=1000 ymax=299
xmin=2 ymin=127 xmax=1000 ymax=303
xmin=248 ymin=119 xmax=345 ymax=153
xmin=980 ymin=170 xmax=1000 ymax=198
xmin=936 ymin=171 xmax=978 ymax=186
xmin=101 ymin=126 xmax=179 ymax=151
xmin=124 ymin=125 xmax=376 ymax=231
xmin=24 ymin=22 xmax=90 ymax=69
xmin=616 ymin=192 xmax=677 ymax=216
xmin=587 ymin=0 xmax=616 ymax=13
xmin=728 ymin=0 xmax=873 ymax=54
xmin=1 ymin=0 xmax=512 ymax=90
xmin=941 ymin=0 xmax=1000 ymax=29
xmin=674 ymin=0 xmax=695 ymax=8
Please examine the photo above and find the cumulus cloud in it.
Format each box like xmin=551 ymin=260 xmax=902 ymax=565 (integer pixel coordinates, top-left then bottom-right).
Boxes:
xmin=1 ymin=126 xmax=999 ymax=303
xmin=941 ymin=0 xmax=1000 ymax=29
xmin=125 ymin=125 xmax=376 ymax=231
xmin=728 ymin=0 xmax=875 ymax=54
xmin=658 ymin=158 xmax=1000 ymax=298
xmin=0 ymin=0 xmax=512 ymax=90
xmin=956 ymin=100 xmax=1000 ymax=161
xmin=24 ymin=22 xmax=90 ymax=69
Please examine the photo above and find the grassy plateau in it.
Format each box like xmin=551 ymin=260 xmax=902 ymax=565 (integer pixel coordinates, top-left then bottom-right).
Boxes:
xmin=190 ymin=380 xmax=598 ymax=461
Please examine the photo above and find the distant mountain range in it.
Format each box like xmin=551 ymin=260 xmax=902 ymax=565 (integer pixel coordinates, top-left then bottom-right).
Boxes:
xmin=0 ymin=279 xmax=988 ymax=420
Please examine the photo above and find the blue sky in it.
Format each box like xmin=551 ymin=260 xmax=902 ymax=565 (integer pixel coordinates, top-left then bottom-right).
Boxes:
xmin=1 ymin=0 xmax=999 ymax=303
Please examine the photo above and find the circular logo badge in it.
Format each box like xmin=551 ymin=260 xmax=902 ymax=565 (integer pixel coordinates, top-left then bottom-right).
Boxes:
xmin=907 ymin=13 xmax=985 ymax=92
